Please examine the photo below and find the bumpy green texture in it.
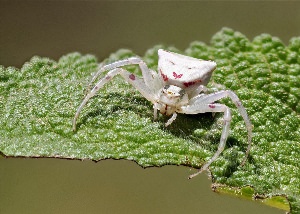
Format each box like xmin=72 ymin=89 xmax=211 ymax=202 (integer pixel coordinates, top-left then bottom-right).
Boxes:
xmin=0 ymin=28 xmax=299 ymax=212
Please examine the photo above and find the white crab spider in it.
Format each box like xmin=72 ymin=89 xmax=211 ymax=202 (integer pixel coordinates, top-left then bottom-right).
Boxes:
xmin=73 ymin=49 xmax=252 ymax=179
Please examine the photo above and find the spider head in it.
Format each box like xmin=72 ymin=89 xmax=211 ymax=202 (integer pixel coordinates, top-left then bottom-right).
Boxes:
xmin=159 ymin=85 xmax=188 ymax=107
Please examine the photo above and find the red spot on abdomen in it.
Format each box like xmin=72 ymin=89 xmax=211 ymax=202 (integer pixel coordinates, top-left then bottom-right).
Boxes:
xmin=160 ymin=69 xmax=168 ymax=81
xmin=183 ymin=79 xmax=202 ymax=87
xmin=129 ymin=74 xmax=136 ymax=80
xmin=209 ymin=104 xmax=216 ymax=108
xmin=183 ymin=81 xmax=195 ymax=87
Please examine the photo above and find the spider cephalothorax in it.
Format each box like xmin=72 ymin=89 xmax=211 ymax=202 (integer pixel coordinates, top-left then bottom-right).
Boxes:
xmin=158 ymin=85 xmax=188 ymax=115
xmin=73 ymin=49 xmax=252 ymax=179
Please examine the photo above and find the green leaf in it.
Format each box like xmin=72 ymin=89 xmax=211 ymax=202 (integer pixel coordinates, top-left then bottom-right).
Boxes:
xmin=1 ymin=28 xmax=299 ymax=212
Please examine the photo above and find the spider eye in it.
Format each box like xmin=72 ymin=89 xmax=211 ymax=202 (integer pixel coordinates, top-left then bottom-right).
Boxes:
xmin=163 ymin=85 xmax=170 ymax=90
xmin=163 ymin=85 xmax=171 ymax=94
xmin=178 ymin=89 xmax=185 ymax=97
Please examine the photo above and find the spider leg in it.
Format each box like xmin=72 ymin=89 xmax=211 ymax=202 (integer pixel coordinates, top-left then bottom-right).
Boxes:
xmin=86 ymin=57 xmax=160 ymax=94
xmin=181 ymin=103 xmax=231 ymax=179
xmin=73 ymin=68 xmax=156 ymax=131
xmin=153 ymin=103 xmax=159 ymax=121
xmin=188 ymin=85 xmax=208 ymax=99
xmin=179 ymin=90 xmax=252 ymax=179
xmin=165 ymin=113 xmax=177 ymax=127
xmin=188 ymin=90 xmax=252 ymax=164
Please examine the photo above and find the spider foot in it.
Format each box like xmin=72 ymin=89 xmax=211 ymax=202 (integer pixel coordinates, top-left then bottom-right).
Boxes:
xmin=188 ymin=167 xmax=207 ymax=179
xmin=165 ymin=113 xmax=177 ymax=127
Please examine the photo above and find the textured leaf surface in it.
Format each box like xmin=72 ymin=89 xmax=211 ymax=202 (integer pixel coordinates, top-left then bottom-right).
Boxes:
xmin=1 ymin=28 xmax=299 ymax=212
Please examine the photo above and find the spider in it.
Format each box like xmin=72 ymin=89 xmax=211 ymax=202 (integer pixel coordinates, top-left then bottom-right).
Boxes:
xmin=73 ymin=49 xmax=252 ymax=179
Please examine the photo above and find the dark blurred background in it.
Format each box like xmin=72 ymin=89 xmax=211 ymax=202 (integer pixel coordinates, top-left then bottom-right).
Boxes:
xmin=1 ymin=1 xmax=300 ymax=68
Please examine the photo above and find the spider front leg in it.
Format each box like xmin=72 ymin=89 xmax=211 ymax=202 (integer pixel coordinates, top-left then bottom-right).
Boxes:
xmin=182 ymin=103 xmax=231 ymax=179
xmin=180 ymin=90 xmax=252 ymax=179
xmin=73 ymin=68 xmax=156 ymax=131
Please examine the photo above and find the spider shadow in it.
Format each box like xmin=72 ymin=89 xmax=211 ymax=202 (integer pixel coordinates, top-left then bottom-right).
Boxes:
xmin=161 ymin=112 xmax=217 ymax=143
xmin=75 ymin=93 xmax=153 ymax=131
xmin=163 ymin=113 xmax=243 ymax=177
